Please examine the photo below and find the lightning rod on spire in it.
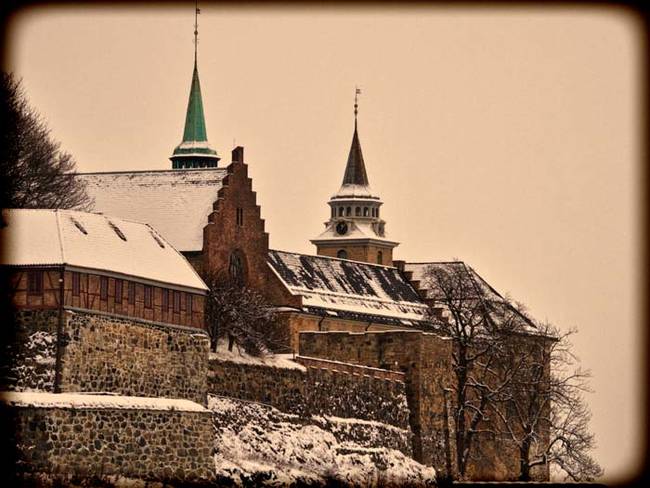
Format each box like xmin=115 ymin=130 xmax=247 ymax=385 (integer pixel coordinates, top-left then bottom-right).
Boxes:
xmin=354 ymin=86 xmax=361 ymax=130
xmin=193 ymin=0 xmax=200 ymax=65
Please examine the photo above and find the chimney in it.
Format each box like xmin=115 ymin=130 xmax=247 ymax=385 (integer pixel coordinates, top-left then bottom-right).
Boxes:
xmin=232 ymin=146 xmax=244 ymax=163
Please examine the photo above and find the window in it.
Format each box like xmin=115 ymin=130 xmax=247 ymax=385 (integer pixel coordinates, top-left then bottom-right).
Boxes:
xmin=27 ymin=271 xmax=43 ymax=294
xmin=363 ymin=207 xmax=369 ymax=217
xmin=72 ymin=272 xmax=80 ymax=296
xmin=115 ymin=279 xmax=123 ymax=303
xmin=173 ymin=291 xmax=181 ymax=312
xmin=337 ymin=249 xmax=348 ymax=259
xmin=128 ymin=282 xmax=135 ymax=303
xmin=355 ymin=207 xmax=361 ymax=216
xmin=186 ymin=294 xmax=192 ymax=314
xmin=236 ymin=208 xmax=244 ymax=226
xmin=346 ymin=207 xmax=351 ymax=216
xmin=144 ymin=286 xmax=152 ymax=308
xmin=100 ymin=276 xmax=108 ymax=300
xmin=162 ymin=289 xmax=169 ymax=309
xmin=377 ymin=251 xmax=383 ymax=265
xmin=338 ymin=207 xmax=344 ymax=217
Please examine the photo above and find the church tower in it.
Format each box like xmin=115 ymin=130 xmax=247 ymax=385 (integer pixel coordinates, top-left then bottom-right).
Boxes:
xmin=311 ymin=90 xmax=399 ymax=266
xmin=170 ymin=6 xmax=220 ymax=169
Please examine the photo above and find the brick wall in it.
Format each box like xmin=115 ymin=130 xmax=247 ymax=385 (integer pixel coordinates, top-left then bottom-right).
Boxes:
xmin=4 ymin=403 xmax=214 ymax=482
xmin=316 ymin=243 xmax=394 ymax=267
xmin=201 ymin=149 xmax=300 ymax=308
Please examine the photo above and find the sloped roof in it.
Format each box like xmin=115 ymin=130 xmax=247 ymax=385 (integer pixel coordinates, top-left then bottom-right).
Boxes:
xmin=268 ymin=250 xmax=427 ymax=325
xmin=78 ymin=168 xmax=227 ymax=252
xmin=0 ymin=209 xmax=207 ymax=292
xmin=404 ymin=262 xmax=537 ymax=331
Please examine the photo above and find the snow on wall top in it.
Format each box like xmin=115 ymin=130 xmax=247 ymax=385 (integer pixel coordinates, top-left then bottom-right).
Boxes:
xmin=0 ymin=209 xmax=207 ymax=292
xmin=0 ymin=391 xmax=208 ymax=412
xmin=268 ymin=250 xmax=427 ymax=324
xmin=78 ymin=168 xmax=227 ymax=252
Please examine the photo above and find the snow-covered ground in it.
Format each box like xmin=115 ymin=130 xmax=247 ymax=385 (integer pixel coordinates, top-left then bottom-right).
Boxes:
xmin=210 ymin=395 xmax=436 ymax=487
xmin=209 ymin=342 xmax=306 ymax=371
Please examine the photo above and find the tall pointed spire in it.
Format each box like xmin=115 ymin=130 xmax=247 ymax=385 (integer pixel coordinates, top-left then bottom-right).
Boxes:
xmin=170 ymin=2 xmax=220 ymax=169
xmin=342 ymin=88 xmax=369 ymax=186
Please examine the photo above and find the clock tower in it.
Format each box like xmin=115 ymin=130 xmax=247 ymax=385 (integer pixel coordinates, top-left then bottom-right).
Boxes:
xmin=311 ymin=90 xmax=399 ymax=266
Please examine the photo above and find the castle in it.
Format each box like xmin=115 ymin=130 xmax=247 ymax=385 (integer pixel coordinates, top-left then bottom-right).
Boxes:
xmin=1 ymin=15 xmax=551 ymax=484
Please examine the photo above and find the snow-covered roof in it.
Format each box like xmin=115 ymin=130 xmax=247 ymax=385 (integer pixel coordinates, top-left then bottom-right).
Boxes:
xmin=404 ymin=262 xmax=537 ymax=332
xmin=0 ymin=209 xmax=207 ymax=292
xmin=268 ymin=250 xmax=427 ymax=325
xmin=0 ymin=391 xmax=207 ymax=412
xmin=330 ymin=183 xmax=380 ymax=201
xmin=78 ymin=168 xmax=228 ymax=252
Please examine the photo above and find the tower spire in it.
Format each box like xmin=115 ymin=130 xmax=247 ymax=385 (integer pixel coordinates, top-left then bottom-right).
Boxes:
xmin=342 ymin=87 xmax=368 ymax=186
xmin=170 ymin=2 xmax=220 ymax=169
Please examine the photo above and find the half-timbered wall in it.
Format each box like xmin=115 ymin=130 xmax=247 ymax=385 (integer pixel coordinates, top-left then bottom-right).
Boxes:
xmin=7 ymin=268 xmax=204 ymax=329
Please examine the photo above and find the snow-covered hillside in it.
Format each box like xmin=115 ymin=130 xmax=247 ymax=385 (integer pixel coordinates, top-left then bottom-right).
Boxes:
xmin=210 ymin=395 xmax=436 ymax=487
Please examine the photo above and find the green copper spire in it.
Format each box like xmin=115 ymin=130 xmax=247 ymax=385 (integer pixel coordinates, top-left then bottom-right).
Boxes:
xmin=170 ymin=4 xmax=219 ymax=169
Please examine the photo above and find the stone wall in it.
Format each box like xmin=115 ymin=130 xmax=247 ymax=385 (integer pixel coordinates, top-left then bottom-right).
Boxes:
xmin=59 ymin=310 xmax=209 ymax=404
xmin=4 ymin=403 xmax=214 ymax=482
xmin=1 ymin=309 xmax=58 ymax=392
xmin=208 ymin=355 xmax=409 ymax=429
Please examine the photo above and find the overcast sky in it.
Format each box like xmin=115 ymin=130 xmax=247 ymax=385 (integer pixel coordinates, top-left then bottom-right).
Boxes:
xmin=5 ymin=4 xmax=643 ymax=482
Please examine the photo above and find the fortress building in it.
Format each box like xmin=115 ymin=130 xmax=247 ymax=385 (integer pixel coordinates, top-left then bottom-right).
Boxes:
xmin=25 ymin=19 xmax=551 ymax=482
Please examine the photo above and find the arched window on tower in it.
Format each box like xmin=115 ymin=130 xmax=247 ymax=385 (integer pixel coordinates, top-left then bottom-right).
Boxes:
xmin=339 ymin=207 xmax=344 ymax=217
xmin=346 ymin=207 xmax=351 ymax=216
xmin=337 ymin=249 xmax=348 ymax=259
xmin=363 ymin=207 xmax=369 ymax=217
xmin=355 ymin=207 xmax=361 ymax=216
xmin=377 ymin=251 xmax=383 ymax=265
xmin=331 ymin=208 xmax=335 ymax=218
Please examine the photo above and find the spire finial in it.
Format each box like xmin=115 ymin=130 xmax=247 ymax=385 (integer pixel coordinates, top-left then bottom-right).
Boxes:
xmin=354 ymin=86 xmax=361 ymax=130
xmin=193 ymin=0 xmax=200 ymax=66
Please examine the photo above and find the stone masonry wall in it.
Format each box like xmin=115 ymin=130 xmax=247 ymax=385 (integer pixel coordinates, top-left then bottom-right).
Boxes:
xmin=1 ymin=309 xmax=58 ymax=392
xmin=59 ymin=310 xmax=209 ymax=404
xmin=4 ymin=404 xmax=214 ymax=482
xmin=299 ymin=330 xmax=456 ymax=475
xmin=208 ymin=356 xmax=409 ymax=429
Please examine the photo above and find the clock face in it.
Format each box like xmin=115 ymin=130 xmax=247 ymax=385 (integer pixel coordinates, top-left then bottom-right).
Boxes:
xmin=336 ymin=221 xmax=348 ymax=235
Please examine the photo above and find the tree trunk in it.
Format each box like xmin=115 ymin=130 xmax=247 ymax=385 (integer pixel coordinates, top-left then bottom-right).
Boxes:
xmin=519 ymin=438 xmax=532 ymax=481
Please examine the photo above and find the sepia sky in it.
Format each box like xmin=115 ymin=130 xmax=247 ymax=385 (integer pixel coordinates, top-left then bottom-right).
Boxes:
xmin=5 ymin=4 xmax=643 ymax=482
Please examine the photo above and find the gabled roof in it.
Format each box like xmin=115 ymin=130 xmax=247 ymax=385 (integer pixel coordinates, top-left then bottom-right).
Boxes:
xmin=404 ymin=262 xmax=537 ymax=332
xmin=268 ymin=250 xmax=427 ymax=326
xmin=0 ymin=209 xmax=207 ymax=292
xmin=78 ymin=168 xmax=227 ymax=252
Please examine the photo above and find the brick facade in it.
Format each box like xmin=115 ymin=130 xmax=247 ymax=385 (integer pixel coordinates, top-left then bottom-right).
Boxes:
xmin=316 ymin=242 xmax=394 ymax=267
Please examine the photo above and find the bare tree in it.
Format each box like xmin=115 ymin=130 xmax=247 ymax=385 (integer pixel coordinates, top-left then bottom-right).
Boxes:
xmin=492 ymin=322 xmax=603 ymax=481
xmin=1 ymin=72 xmax=92 ymax=210
xmin=422 ymin=261 xmax=530 ymax=478
xmin=202 ymin=271 xmax=284 ymax=356
xmin=422 ymin=262 xmax=601 ymax=481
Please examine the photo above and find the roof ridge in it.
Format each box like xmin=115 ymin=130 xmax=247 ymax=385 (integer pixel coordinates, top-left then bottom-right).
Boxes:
xmin=268 ymin=248 xmax=398 ymax=269
xmin=77 ymin=168 xmax=227 ymax=176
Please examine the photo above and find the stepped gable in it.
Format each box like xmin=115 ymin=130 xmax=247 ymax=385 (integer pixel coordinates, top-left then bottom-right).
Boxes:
xmin=404 ymin=261 xmax=537 ymax=332
xmin=268 ymin=250 xmax=428 ymax=326
xmin=78 ymin=168 xmax=227 ymax=252
xmin=1 ymin=208 xmax=207 ymax=292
